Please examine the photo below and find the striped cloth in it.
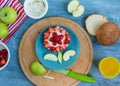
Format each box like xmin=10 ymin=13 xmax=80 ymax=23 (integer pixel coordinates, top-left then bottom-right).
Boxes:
xmin=0 ymin=0 xmax=28 ymax=43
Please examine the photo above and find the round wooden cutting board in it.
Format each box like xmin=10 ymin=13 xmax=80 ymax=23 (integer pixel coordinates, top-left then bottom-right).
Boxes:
xmin=19 ymin=17 xmax=93 ymax=86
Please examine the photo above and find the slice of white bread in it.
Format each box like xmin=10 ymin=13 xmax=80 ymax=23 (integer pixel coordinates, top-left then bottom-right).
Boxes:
xmin=85 ymin=14 xmax=109 ymax=36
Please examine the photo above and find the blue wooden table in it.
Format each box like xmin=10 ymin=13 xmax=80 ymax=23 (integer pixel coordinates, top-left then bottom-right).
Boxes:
xmin=0 ymin=0 xmax=120 ymax=86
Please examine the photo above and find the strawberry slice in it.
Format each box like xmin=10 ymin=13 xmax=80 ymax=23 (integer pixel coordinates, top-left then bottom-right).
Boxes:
xmin=0 ymin=54 xmax=7 ymax=59
xmin=61 ymin=44 xmax=66 ymax=49
xmin=44 ymin=38 xmax=49 ymax=42
xmin=52 ymin=42 xmax=57 ymax=46
xmin=58 ymin=41 xmax=62 ymax=44
xmin=61 ymin=29 xmax=66 ymax=35
xmin=65 ymin=34 xmax=71 ymax=38
xmin=64 ymin=39 xmax=70 ymax=44
xmin=59 ymin=35 xmax=64 ymax=39
xmin=53 ymin=36 xmax=59 ymax=42
xmin=0 ymin=59 xmax=6 ymax=66
xmin=49 ymin=28 xmax=54 ymax=33
xmin=50 ymin=37 xmax=54 ymax=42
xmin=56 ymin=46 xmax=60 ymax=52
xmin=45 ymin=43 xmax=50 ymax=48
xmin=1 ymin=49 xmax=8 ymax=54
xmin=52 ymin=32 xmax=58 ymax=37
xmin=50 ymin=47 xmax=56 ymax=52
xmin=44 ymin=32 xmax=50 ymax=37
xmin=55 ymin=26 xmax=60 ymax=31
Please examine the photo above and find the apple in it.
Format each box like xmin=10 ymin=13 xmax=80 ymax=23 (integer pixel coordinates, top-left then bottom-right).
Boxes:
xmin=0 ymin=7 xmax=17 ymax=24
xmin=72 ymin=5 xmax=85 ymax=17
xmin=67 ymin=0 xmax=85 ymax=17
xmin=0 ymin=22 xmax=9 ymax=38
xmin=63 ymin=50 xmax=76 ymax=61
xmin=67 ymin=0 xmax=79 ymax=13
xmin=30 ymin=61 xmax=46 ymax=76
xmin=58 ymin=52 xmax=63 ymax=64
xmin=44 ymin=54 xmax=58 ymax=61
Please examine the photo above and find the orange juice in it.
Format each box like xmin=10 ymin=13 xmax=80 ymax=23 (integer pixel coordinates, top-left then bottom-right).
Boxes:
xmin=99 ymin=57 xmax=120 ymax=78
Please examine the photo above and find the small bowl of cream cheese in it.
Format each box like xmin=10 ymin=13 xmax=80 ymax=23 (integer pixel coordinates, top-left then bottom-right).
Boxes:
xmin=24 ymin=0 xmax=48 ymax=19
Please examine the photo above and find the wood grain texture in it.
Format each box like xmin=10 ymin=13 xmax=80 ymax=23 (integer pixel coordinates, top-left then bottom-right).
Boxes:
xmin=19 ymin=17 xmax=93 ymax=86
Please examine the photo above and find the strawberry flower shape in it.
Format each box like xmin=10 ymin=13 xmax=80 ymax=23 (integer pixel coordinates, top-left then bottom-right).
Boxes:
xmin=43 ymin=26 xmax=71 ymax=52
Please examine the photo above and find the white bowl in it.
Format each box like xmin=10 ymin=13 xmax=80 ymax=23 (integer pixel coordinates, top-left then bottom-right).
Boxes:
xmin=24 ymin=0 xmax=48 ymax=19
xmin=0 ymin=41 xmax=10 ymax=70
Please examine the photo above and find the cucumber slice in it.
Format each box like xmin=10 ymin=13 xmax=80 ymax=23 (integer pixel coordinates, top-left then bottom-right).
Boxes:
xmin=58 ymin=52 xmax=63 ymax=64
xmin=68 ymin=0 xmax=80 ymax=13
xmin=44 ymin=54 xmax=58 ymax=61
xmin=72 ymin=5 xmax=85 ymax=17
xmin=63 ymin=50 xmax=76 ymax=61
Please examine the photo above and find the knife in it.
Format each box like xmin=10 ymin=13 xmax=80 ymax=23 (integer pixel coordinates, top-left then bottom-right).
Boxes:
xmin=55 ymin=69 xmax=96 ymax=83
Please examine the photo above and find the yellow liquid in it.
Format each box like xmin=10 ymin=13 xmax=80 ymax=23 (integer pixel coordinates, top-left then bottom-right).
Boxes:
xmin=99 ymin=57 xmax=120 ymax=78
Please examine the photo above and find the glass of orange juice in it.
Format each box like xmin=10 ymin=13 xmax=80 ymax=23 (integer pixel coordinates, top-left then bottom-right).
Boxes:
xmin=99 ymin=57 xmax=120 ymax=78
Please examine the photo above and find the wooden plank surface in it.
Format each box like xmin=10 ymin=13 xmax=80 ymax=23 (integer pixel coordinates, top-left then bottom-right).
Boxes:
xmin=19 ymin=17 xmax=93 ymax=86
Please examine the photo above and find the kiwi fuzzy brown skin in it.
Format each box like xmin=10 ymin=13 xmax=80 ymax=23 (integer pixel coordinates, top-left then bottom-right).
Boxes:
xmin=96 ymin=22 xmax=120 ymax=46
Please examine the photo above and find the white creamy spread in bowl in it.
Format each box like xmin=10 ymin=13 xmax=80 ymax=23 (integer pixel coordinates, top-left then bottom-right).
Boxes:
xmin=24 ymin=0 xmax=48 ymax=19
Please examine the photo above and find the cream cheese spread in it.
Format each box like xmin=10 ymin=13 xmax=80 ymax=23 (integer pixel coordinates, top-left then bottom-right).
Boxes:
xmin=24 ymin=0 xmax=47 ymax=18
